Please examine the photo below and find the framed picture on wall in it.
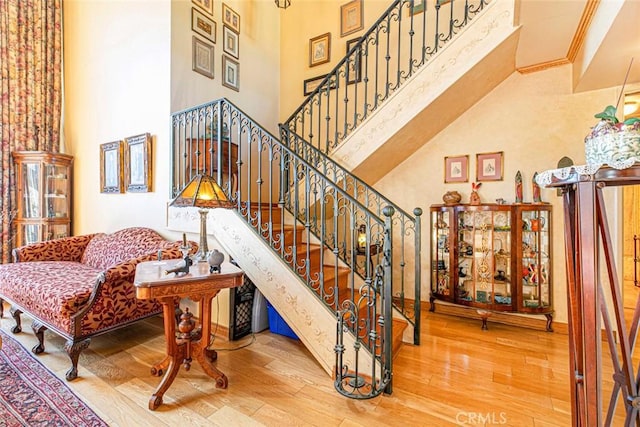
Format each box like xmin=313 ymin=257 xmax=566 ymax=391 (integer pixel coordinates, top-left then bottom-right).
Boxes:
xmin=444 ymin=155 xmax=469 ymax=183
xmin=223 ymin=25 xmax=239 ymax=58
xmin=476 ymin=151 xmax=504 ymax=181
xmin=192 ymin=0 xmax=213 ymax=17
xmin=303 ymin=74 xmax=337 ymax=96
xmin=309 ymin=32 xmax=331 ymax=67
xmin=192 ymin=36 xmax=215 ymax=79
xmin=100 ymin=141 xmax=123 ymax=193
xmin=124 ymin=133 xmax=152 ymax=192
xmin=409 ymin=0 xmax=426 ymax=15
xmin=346 ymin=38 xmax=361 ymax=84
xmin=340 ymin=0 xmax=363 ymax=37
xmin=222 ymin=3 xmax=240 ymax=33
xmin=222 ymin=55 xmax=240 ymax=92
xmin=192 ymin=8 xmax=216 ymax=43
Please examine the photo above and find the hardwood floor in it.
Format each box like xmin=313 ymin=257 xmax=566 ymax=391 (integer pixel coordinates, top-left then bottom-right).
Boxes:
xmin=0 ymin=301 xmax=595 ymax=426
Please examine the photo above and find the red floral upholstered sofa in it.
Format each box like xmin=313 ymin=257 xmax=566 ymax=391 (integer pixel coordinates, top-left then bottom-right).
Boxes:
xmin=0 ymin=227 xmax=190 ymax=380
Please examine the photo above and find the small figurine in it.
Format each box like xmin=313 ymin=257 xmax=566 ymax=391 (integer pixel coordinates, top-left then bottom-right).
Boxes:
xmin=515 ymin=171 xmax=523 ymax=203
xmin=207 ymin=248 xmax=225 ymax=273
xmin=469 ymin=182 xmax=481 ymax=205
xmin=532 ymin=172 xmax=542 ymax=203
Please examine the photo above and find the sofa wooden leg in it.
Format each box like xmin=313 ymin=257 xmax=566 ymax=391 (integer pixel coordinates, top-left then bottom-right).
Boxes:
xmin=0 ymin=297 xmax=4 ymax=317
xmin=31 ymin=320 xmax=48 ymax=354
xmin=63 ymin=338 xmax=91 ymax=381
xmin=9 ymin=306 xmax=22 ymax=333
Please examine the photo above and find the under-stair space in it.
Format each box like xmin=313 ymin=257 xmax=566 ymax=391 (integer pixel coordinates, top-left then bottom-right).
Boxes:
xmin=249 ymin=202 xmax=408 ymax=357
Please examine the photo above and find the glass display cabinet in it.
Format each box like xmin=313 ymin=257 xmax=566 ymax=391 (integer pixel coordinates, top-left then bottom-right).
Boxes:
xmin=430 ymin=206 xmax=454 ymax=303
xmin=13 ymin=151 xmax=73 ymax=247
xmin=515 ymin=205 xmax=552 ymax=314
xmin=429 ymin=203 xmax=553 ymax=331
xmin=455 ymin=205 xmax=513 ymax=310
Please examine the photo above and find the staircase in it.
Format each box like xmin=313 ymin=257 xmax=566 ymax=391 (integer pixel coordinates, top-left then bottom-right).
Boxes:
xmin=168 ymin=0 xmax=515 ymax=399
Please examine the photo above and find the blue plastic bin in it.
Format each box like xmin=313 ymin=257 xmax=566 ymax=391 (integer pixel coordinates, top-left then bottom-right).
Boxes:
xmin=266 ymin=301 xmax=299 ymax=340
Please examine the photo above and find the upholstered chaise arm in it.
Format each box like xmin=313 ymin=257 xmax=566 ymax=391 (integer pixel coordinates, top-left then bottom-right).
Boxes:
xmin=12 ymin=234 xmax=98 ymax=263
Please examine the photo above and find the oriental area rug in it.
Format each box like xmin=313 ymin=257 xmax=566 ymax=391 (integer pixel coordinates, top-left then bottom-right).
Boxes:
xmin=0 ymin=329 xmax=107 ymax=427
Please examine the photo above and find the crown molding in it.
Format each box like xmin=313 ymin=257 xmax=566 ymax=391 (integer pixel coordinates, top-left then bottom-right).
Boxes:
xmin=516 ymin=0 xmax=598 ymax=75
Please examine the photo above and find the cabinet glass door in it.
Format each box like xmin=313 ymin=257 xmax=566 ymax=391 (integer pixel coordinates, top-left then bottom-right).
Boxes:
xmin=20 ymin=224 xmax=41 ymax=245
xmin=21 ymin=163 xmax=41 ymax=218
xmin=431 ymin=208 xmax=452 ymax=301
xmin=44 ymin=224 xmax=69 ymax=241
xmin=520 ymin=208 xmax=551 ymax=310
xmin=457 ymin=208 xmax=512 ymax=309
xmin=44 ymin=164 xmax=69 ymax=218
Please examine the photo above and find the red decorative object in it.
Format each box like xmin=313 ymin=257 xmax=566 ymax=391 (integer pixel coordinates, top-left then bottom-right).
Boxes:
xmin=469 ymin=182 xmax=482 ymax=205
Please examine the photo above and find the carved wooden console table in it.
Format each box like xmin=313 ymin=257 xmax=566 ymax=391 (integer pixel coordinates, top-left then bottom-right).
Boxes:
xmin=134 ymin=259 xmax=244 ymax=410
xmin=545 ymin=164 xmax=640 ymax=426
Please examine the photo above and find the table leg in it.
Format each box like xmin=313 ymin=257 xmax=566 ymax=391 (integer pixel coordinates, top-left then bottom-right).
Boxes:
xmin=148 ymin=298 xmax=185 ymax=410
xmin=193 ymin=291 xmax=228 ymax=388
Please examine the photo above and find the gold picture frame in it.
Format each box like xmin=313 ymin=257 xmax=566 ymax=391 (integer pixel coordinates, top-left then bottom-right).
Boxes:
xmin=476 ymin=151 xmax=504 ymax=182
xmin=192 ymin=7 xmax=216 ymax=43
xmin=309 ymin=32 xmax=331 ymax=67
xmin=192 ymin=0 xmax=213 ymax=17
xmin=100 ymin=141 xmax=124 ymax=193
xmin=222 ymin=3 xmax=240 ymax=33
xmin=340 ymin=0 xmax=363 ymax=37
xmin=444 ymin=154 xmax=469 ymax=183
xmin=124 ymin=133 xmax=152 ymax=192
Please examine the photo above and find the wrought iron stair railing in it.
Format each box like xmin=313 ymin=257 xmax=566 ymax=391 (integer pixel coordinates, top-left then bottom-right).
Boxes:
xmin=170 ymin=98 xmax=421 ymax=398
xmin=283 ymin=0 xmax=489 ymax=155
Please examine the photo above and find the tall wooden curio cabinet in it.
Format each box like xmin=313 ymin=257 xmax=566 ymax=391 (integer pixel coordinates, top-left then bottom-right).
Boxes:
xmin=13 ymin=151 xmax=73 ymax=247
xmin=430 ymin=203 xmax=553 ymax=331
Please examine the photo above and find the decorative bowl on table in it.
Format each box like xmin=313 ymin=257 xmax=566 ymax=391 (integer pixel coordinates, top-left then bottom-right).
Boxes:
xmin=585 ymin=105 xmax=640 ymax=167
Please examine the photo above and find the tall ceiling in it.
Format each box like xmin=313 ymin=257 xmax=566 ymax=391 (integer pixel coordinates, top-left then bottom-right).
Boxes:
xmin=515 ymin=0 xmax=640 ymax=92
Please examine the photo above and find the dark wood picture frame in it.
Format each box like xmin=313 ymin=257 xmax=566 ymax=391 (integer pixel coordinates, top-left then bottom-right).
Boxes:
xmin=100 ymin=141 xmax=124 ymax=193
xmin=303 ymin=74 xmax=336 ymax=96
xmin=346 ymin=38 xmax=362 ymax=84
xmin=124 ymin=133 xmax=152 ymax=192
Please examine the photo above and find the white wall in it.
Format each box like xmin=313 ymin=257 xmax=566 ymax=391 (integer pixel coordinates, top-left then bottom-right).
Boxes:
xmin=64 ymin=0 xmax=173 ymax=235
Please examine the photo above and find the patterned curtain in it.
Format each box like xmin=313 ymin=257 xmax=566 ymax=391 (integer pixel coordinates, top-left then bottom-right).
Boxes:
xmin=0 ymin=0 xmax=62 ymax=262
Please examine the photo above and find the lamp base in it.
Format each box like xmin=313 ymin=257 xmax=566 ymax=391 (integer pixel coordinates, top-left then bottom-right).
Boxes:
xmin=197 ymin=209 xmax=210 ymax=262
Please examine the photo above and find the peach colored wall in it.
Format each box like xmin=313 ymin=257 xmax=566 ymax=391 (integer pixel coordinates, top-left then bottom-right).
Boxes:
xmin=63 ymin=0 xmax=173 ymax=235
xmin=374 ymin=65 xmax=639 ymax=324
xmin=64 ymin=0 xmax=281 ymax=326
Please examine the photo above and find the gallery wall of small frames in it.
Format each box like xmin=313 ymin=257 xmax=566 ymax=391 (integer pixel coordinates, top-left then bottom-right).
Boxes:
xmin=304 ymin=0 xmax=364 ymax=96
xmin=191 ymin=0 xmax=240 ymax=92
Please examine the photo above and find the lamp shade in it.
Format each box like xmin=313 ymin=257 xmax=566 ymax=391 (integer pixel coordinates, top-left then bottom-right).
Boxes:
xmin=170 ymin=174 xmax=234 ymax=209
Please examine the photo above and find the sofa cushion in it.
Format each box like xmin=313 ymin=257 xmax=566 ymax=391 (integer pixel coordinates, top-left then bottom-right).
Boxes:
xmin=81 ymin=227 xmax=176 ymax=270
xmin=0 ymin=261 xmax=101 ymax=333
